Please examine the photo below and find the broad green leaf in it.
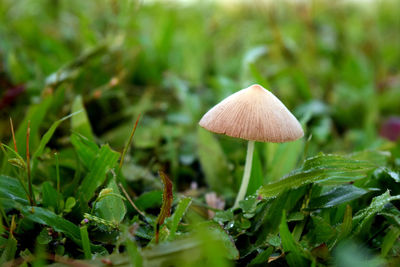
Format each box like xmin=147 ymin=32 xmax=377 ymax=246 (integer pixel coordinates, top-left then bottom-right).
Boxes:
xmin=79 ymin=145 xmax=120 ymax=204
xmin=258 ymin=154 xmax=376 ymax=198
xmin=0 ymin=175 xmax=28 ymax=205
xmin=197 ymin=128 xmax=231 ymax=193
xmin=351 ymin=150 xmax=390 ymax=166
xmin=279 ymin=211 xmax=308 ymax=267
xmin=308 ymin=185 xmax=370 ymax=209
xmin=203 ymin=222 xmax=239 ymax=260
xmin=20 ymin=206 xmax=81 ymax=244
xmin=167 ymin=197 xmax=192 ymax=240
xmin=310 ymin=215 xmax=337 ymax=246
xmin=94 ymin=179 xmax=126 ymax=224
xmin=135 ymin=191 xmax=162 ymax=211
xmin=71 ymin=95 xmax=95 ymax=141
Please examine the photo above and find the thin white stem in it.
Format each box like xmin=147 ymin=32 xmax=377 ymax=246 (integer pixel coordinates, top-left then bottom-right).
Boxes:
xmin=233 ymin=140 xmax=255 ymax=209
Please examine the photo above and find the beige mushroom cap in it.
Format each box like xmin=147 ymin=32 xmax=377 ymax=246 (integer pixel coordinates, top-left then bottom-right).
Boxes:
xmin=199 ymin=84 xmax=304 ymax=143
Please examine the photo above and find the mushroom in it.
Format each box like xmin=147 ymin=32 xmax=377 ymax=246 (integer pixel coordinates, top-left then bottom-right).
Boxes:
xmin=199 ymin=84 xmax=304 ymax=208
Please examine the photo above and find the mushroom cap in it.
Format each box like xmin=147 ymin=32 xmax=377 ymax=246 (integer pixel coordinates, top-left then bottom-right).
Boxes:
xmin=199 ymin=84 xmax=304 ymax=143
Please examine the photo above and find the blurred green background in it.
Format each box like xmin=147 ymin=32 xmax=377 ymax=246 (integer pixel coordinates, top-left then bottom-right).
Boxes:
xmin=0 ymin=0 xmax=399 ymax=198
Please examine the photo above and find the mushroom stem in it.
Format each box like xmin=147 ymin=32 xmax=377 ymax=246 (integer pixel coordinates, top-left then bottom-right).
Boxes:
xmin=233 ymin=140 xmax=255 ymax=208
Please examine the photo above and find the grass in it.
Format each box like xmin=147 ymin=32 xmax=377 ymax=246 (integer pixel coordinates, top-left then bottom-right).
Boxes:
xmin=0 ymin=0 xmax=400 ymax=266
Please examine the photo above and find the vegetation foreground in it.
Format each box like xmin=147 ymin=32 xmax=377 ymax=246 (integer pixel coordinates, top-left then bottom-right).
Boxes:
xmin=0 ymin=0 xmax=400 ymax=266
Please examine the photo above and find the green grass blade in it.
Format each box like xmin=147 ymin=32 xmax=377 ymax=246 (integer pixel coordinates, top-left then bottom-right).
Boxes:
xmin=381 ymin=227 xmax=400 ymax=257
xmin=80 ymin=225 xmax=92 ymax=259
xmin=79 ymin=145 xmax=120 ymax=204
xmin=71 ymin=95 xmax=95 ymax=141
xmin=167 ymin=197 xmax=192 ymax=240
xmin=32 ymin=110 xmax=82 ymax=161
xmin=126 ymin=239 xmax=142 ymax=267
xmin=279 ymin=211 xmax=308 ymax=267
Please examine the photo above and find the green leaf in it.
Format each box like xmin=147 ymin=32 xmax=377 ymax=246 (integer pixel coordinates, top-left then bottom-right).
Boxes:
xmin=0 ymin=175 xmax=28 ymax=205
xmin=266 ymin=139 xmax=303 ymax=183
xmin=32 ymin=111 xmax=82 ymax=174
xmin=0 ymin=235 xmax=17 ymax=265
xmin=80 ymin=225 xmax=92 ymax=259
xmin=135 ymin=191 xmax=162 ymax=211
xmin=197 ymin=128 xmax=231 ymax=193
xmin=71 ymin=95 xmax=95 ymax=141
xmin=37 ymin=228 xmax=52 ymax=245
xmin=13 ymin=96 xmax=53 ymax=159
xmin=213 ymin=210 xmax=234 ymax=224
xmin=64 ymin=197 xmax=76 ymax=213
xmin=266 ymin=234 xmax=281 ymax=247
xmin=239 ymin=195 xmax=259 ymax=218
xmin=249 ymin=247 xmax=273 ymax=266
xmin=337 ymin=205 xmax=353 ymax=243
xmin=310 ymin=215 xmax=337 ymax=246
xmin=167 ymin=197 xmax=192 ymax=240
xmin=205 ymin=222 xmax=239 ymax=260
xmin=42 ymin=182 xmax=62 ymax=213
xmin=279 ymin=211 xmax=308 ymax=267
xmin=353 ymin=191 xmax=400 ymax=235
xmin=94 ymin=179 xmax=126 ymax=224
xmin=79 ymin=144 xmax=120 ymax=204
xmin=308 ymin=185 xmax=370 ymax=209
xmin=258 ymin=154 xmax=376 ymax=198
xmin=126 ymin=239 xmax=143 ymax=267
xmin=70 ymin=133 xmax=99 ymax=169
xmin=20 ymin=206 xmax=81 ymax=244
xmin=381 ymin=227 xmax=400 ymax=257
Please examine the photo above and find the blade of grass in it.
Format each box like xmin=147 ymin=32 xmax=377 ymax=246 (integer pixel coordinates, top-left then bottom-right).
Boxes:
xmin=167 ymin=197 xmax=192 ymax=240
xmin=118 ymin=114 xmax=141 ymax=176
xmin=80 ymin=225 xmax=92 ymax=259
xmin=26 ymin=121 xmax=35 ymax=206
xmin=126 ymin=239 xmax=142 ymax=267
xmin=79 ymin=145 xmax=120 ymax=205
xmin=9 ymin=118 xmax=17 ymax=153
